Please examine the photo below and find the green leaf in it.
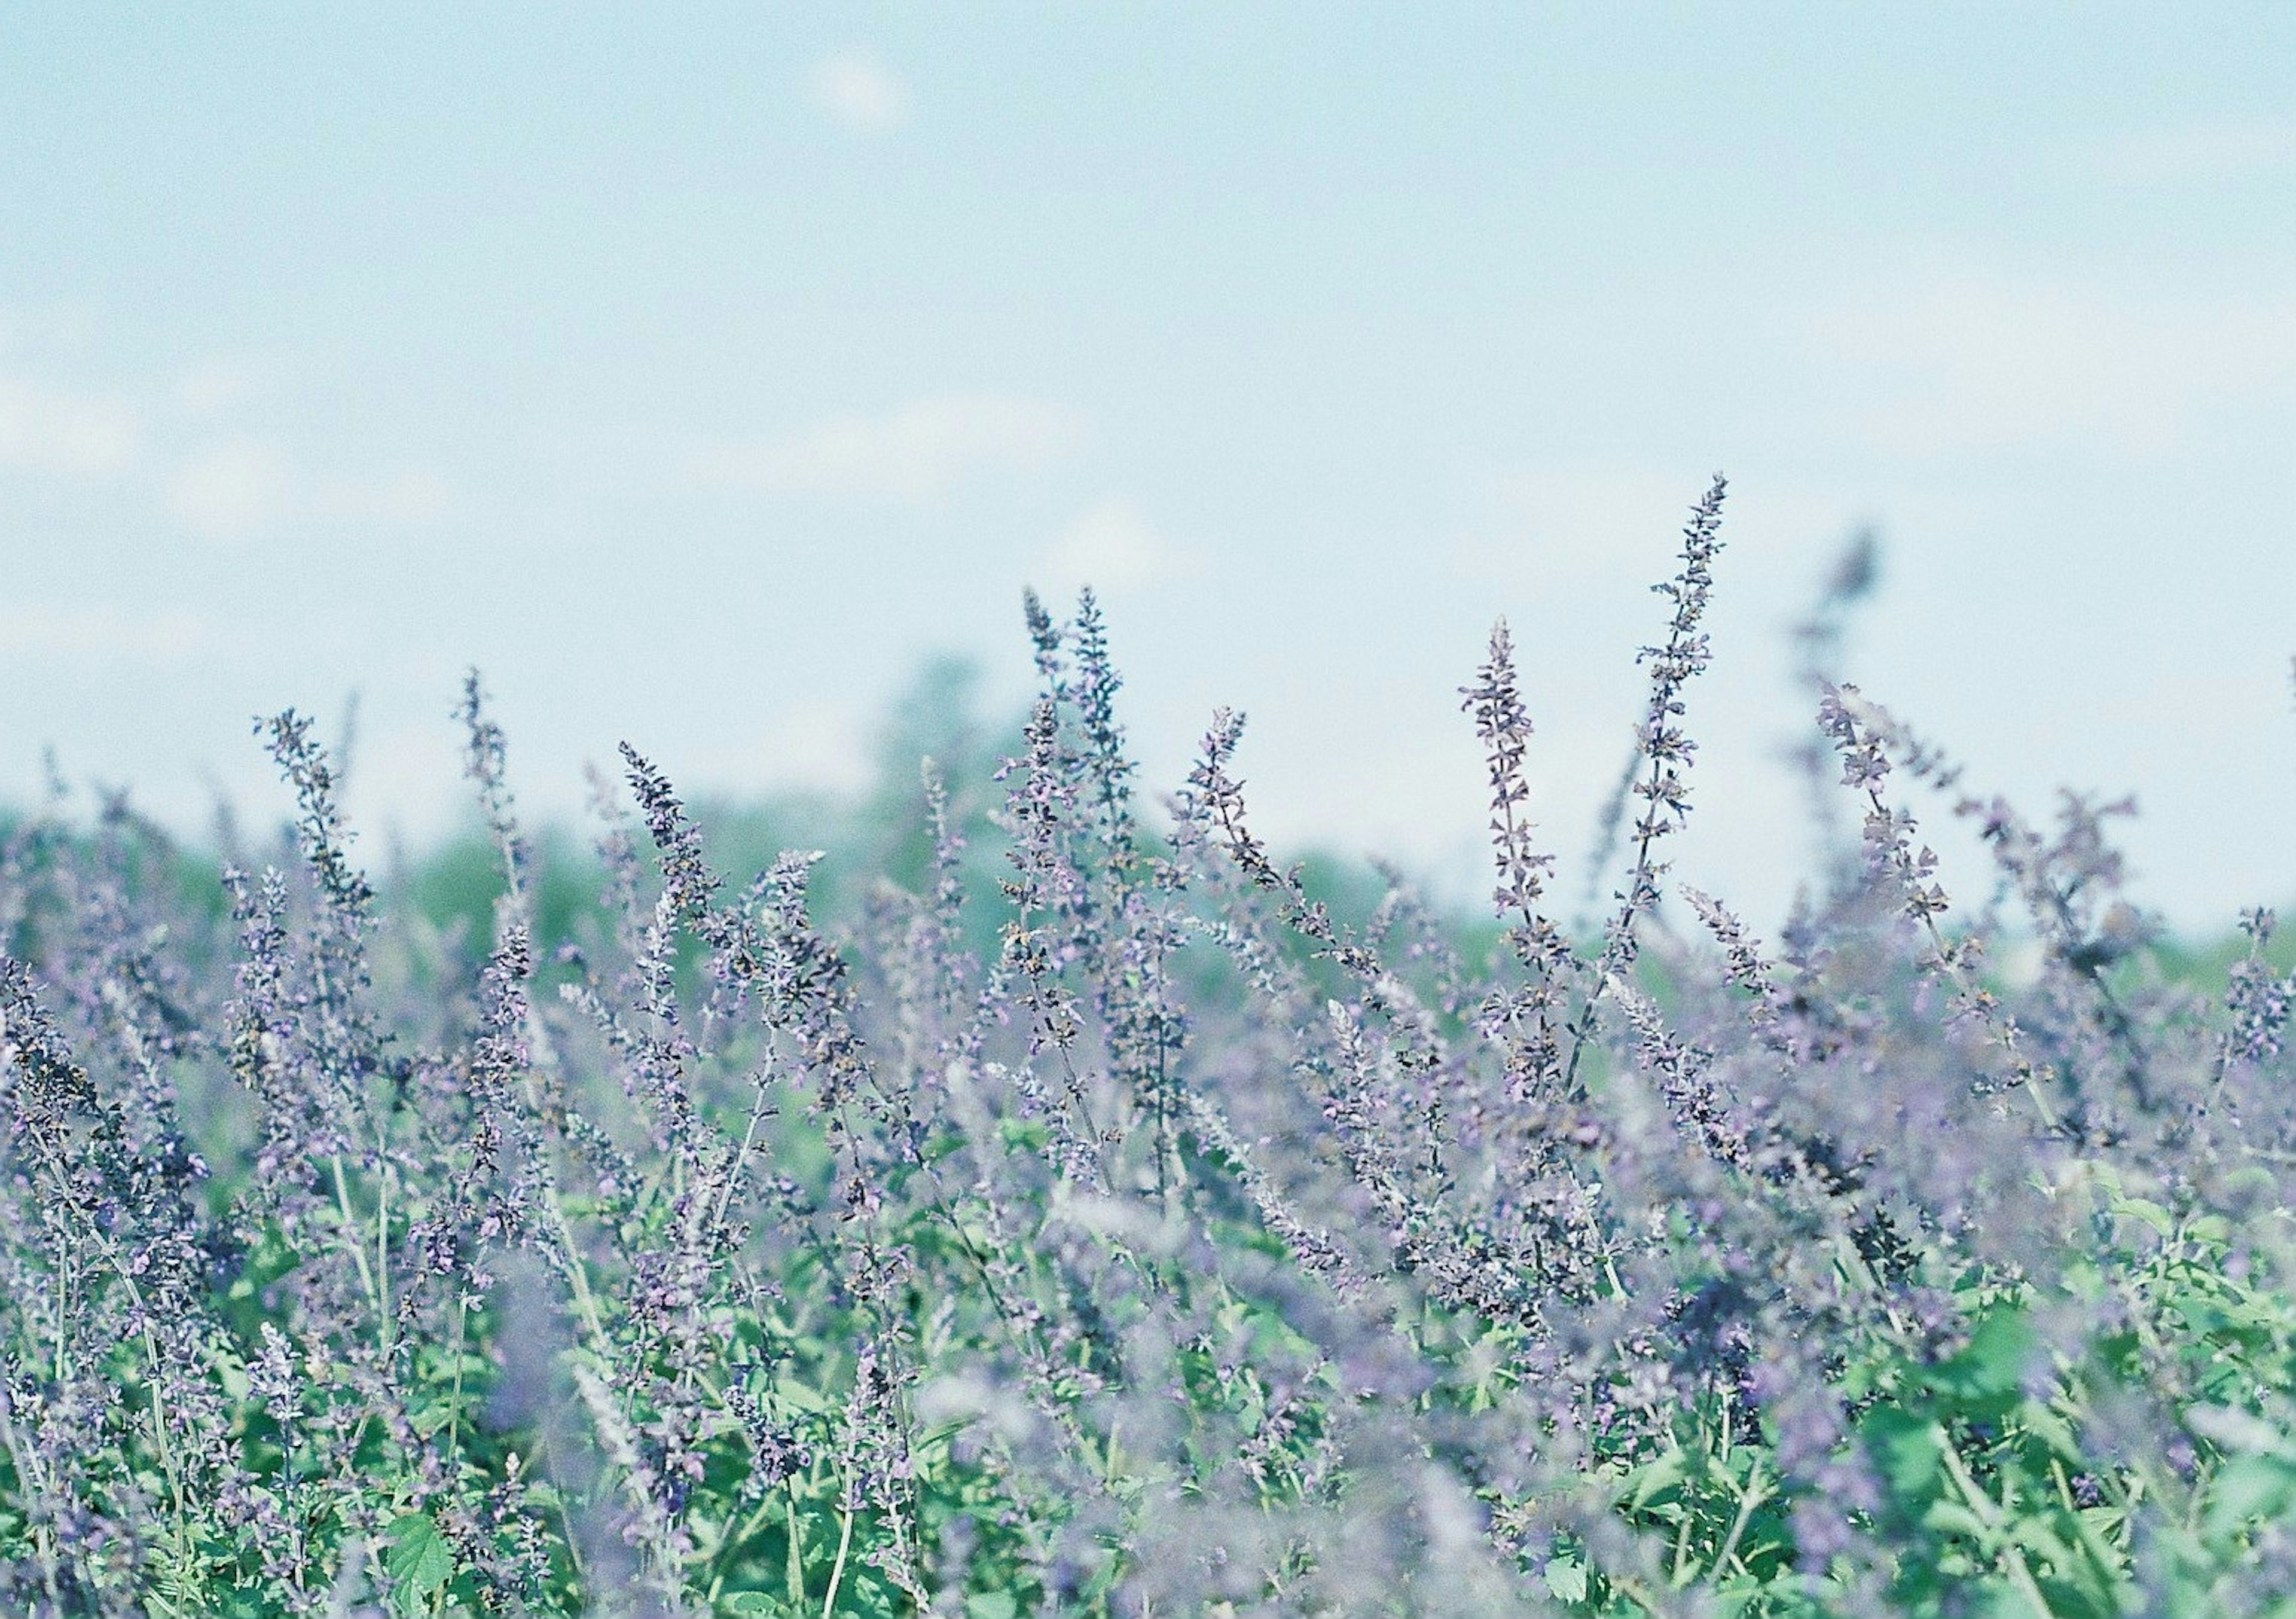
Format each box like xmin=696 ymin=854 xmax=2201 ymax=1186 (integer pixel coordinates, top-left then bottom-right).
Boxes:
xmin=2020 ymin=1401 xmax=2086 ymax=1465
xmin=2116 ymin=1198 xmax=2175 ymax=1238
xmin=1543 ymin=1556 xmax=1589 ymax=1603
xmin=1969 ymin=1578 xmax=2043 ymax=1619
xmin=1931 ymin=1309 xmax=2035 ymax=1416
xmin=2203 ymin=1454 xmax=2296 ymax=1542
xmin=964 ymin=1594 xmax=1019 ymax=1619
xmin=2187 ymin=1403 xmax=2295 ymax=1459
xmin=384 ymin=1511 xmax=454 ymax=1611
xmin=1621 ymin=1449 xmax=1690 ymax=1511
xmin=997 ymin=1119 xmax=1050 ymax=1154
xmin=775 ymin=1379 xmax=834 ymax=1416
xmin=1861 ymin=1407 xmax=1943 ymax=1500
xmin=1706 ymin=1575 xmax=1772 ymax=1619
xmin=2003 ymin=1515 xmax=2081 ymax=1575
xmin=1920 ymin=1499 xmax=1993 ymax=1543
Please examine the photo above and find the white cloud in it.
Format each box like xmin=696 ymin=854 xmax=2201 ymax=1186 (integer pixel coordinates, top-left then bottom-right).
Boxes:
xmin=174 ymin=362 xmax=270 ymax=416
xmin=755 ymin=695 xmax=875 ymax=794
xmin=167 ymin=437 xmax=452 ymax=540
xmin=167 ymin=438 xmax=294 ymax=538
xmin=1809 ymin=264 xmax=2296 ymax=457
xmin=0 ymin=603 xmax=211 ymax=664
xmin=323 ymin=468 xmax=454 ymax=526
xmin=0 ymin=375 xmax=140 ymax=475
xmin=1039 ymin=500 xmax=1204 ymax=595
xmin=679 ymin=694 xmax=877 ymax=797
xmin=806 ymin=51 xmax=910 ymax=131
xmin=336 ymin=720 xmax=470 ymax=848
xmin=1451 ymin=465 xmax=1713 ymax=592
xmin=0 ymin=304 xmax=102 ymax=358
xmin=2091 ymin=115 xmax=2296 ymax=185
xmin=1447 ymin=466 xmax=1853 ymax=602
xmin=688 ymin=395 xmax=1086 ymax=503
xmin=0 ymin=363 xmax=450 ymax=539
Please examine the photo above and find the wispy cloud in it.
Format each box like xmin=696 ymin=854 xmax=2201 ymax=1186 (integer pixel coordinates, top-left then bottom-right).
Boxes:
xmin=335 ymin=720 xmax=472 ymax=847
xmin=0 ymin=361 xmax=450 ymax=542
xmin=1450 ymin=465 xmax=1709 ymax=592
xmin=2090 ymin=115 xmax=2296 ymax=185
xmin=806 ymin=51 xmax=910 ymax=132
xmin=687 ymin=395 xmax=1086 ymax=503
xmin=0 ymin=603 xmax=212 ymax=664
xmin=0 ymin=375 xmax=140 ymax=475
xmin=1038 ymin=500 xmax=1204 ymax=596
xmin=167 ymin=438 xmax=292 ymax=537
xmin=166 ymin=438 xmax=452 ymax=541
xmin=1447 ymin=466 xmax=1861 ymax=618
xmin=1809 ymin=263 xmax=2296 ymax=457
xmin=173 ymin=361 xmax=274 ymax=416
xmin=681 ymin=694 xmax=878 ymax=798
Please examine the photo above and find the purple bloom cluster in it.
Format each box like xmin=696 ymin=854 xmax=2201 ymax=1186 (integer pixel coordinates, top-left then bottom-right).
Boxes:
xmin=1 ymin=480 xmax=2293 ymax=1617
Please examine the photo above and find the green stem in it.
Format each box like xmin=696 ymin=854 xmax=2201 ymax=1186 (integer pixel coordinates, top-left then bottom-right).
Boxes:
xmin=375 ymin=1160 xmax=393 ymax=1360
xmin=330 ymin=1153 xmax=380 ymax=1311
xmin=787 ymin=1480 xmax=808 ymax=1608
xmin=0 ymin=1366 xmax=69 ymax=1611
xmin=1708 ymin=1457 xmax=1770 ymax=1583
xmin=821 ymin=1493 xmax=856 ymax=1618
xmin=445 ymin=1296 xmax=468 ymax=1479
xmin=702 ymin=1488 xmax=786 ymax=1606
xmin=1936 ymin=1426 xmax=2056 ymax=1618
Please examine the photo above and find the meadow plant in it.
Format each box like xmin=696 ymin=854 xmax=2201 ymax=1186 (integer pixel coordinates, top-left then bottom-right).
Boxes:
xmin=4 ymin=480 xmax=2295 ymax=1617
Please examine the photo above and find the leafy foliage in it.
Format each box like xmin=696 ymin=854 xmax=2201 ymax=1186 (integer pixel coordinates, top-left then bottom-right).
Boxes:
xmin=4 ymin=479 xmax=2295 ymax=1616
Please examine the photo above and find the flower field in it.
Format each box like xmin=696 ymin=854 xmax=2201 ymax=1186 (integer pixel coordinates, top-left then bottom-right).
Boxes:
xmin=5 ymin=478 xmax=2295 ymax=1617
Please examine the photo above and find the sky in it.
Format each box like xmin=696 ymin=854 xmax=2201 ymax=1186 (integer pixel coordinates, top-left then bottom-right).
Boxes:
xmin=2 ymin=4 xmax=2292 ymax=934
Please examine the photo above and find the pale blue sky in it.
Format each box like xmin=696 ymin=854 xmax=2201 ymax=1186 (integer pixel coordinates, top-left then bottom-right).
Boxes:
xmin=4 ymin=5 xmax=2292 ymax=930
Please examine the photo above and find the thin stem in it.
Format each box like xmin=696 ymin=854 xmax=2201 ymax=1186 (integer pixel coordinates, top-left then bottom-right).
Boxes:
xmin=820 ymin=1493 xmax=856 ymax=1618
xmin=1935 ymin=1429 xmax=2056 ymax=1617
xmin=375 ymin=1158 xmax=394 ymax=1360
xmin=445 ymin=1295 xmax=468 ymax=1480
xmin=1708 ymin=1456 xmax=1770 ymax=1583
xmin=330 ymin=1153 xmax=381 ymax=1312
xmin=786 ymin=1480 xmax=809 ymax=1608
xmin=0 ymin=1388 xmax=67 ymax=1612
